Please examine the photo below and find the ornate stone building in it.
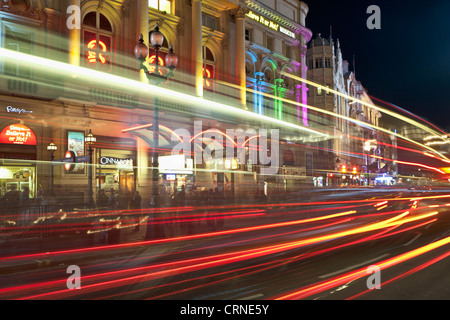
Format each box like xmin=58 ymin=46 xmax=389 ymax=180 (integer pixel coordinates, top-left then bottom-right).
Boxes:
xmin=0 ymin=0 xmax=315 ymax=202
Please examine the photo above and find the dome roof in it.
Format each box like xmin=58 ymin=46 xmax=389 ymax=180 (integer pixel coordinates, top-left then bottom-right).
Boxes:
xmin=309 ymin=34 xmax=330 ymax=48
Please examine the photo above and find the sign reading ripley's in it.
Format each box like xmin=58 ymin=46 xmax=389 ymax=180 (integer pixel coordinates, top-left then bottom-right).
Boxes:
xmin=0 ymin=124 xmax=37 ymax=145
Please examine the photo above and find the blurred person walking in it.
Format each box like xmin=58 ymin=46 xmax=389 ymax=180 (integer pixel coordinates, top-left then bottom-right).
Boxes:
xmin=130 ymin=191 xmax=142 ymax=231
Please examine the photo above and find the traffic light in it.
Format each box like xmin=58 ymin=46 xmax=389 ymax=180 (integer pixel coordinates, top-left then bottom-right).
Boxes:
xmin=340 ymin=164 xmax=347 ymax=173
xmin=352 ymin=166 xmax=358 ymax=174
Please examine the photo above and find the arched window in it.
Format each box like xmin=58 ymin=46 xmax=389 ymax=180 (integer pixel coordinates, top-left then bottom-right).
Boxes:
xmin=83 ymin=12 xmax=113 ymax=72
xmin=202 ymin=46 xmax=215 ymax=91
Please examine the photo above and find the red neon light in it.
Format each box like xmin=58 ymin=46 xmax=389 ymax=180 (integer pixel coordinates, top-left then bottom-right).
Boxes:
xmin=148 ymin=55 xmax=164 ymax=75
xmin=87 ymin=40 xmax=108 ymax=64
xmin=0 ymin=124 xmax=36 ymax=146
xmin=203 ymin=65 xmax=214 ymax=88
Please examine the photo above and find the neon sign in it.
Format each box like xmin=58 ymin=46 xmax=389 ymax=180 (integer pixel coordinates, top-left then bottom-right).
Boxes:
xmin=0 ymin=124 xmax=36 ymax=145
xmin=6 ymin=106 xmax=33 ymax=114
xmin=246 ymin=11 xmax=296 ymax=39
xmin=148 ymin=54 xmax=164 ymax=74
xmin=87 ymin=40 xmax=108 ymax=64
xmin=203 ymin=64 xmax=214 ymax=88
xmin=100 ymin=156 xmax=133 ymax=169
xmin=203 ymin=67 xmax=211 ymax=88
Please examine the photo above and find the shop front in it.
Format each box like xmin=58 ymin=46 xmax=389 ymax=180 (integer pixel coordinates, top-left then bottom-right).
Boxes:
xmin=0 ymin=123 xmax=37 ymax=199
xmin=94 ymin=137 xmax=137 ymax=203
xmin=159 ymin=154 xmax=194 ymax=195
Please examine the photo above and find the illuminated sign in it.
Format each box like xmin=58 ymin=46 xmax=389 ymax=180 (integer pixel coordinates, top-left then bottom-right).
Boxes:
xmin=203 ymin=64 xmax=214 ymax=88
xmin=280 ymin=26 xmax=295 ymax=39
xmin=0 ymin=124 xmax=37 ymax=145
xmin=166 ymin=174 xmax=176 ymax=181
xmin=6 ymin=106 xmax=33 ymax=114
xmin=87 ymin=39 xmax=108 ymax=64
xmin=245 ymin=11 xmax=296 ymax=39
xmin=148 ymin=54 xmax=165 ymax=75
xmin=100 ymin=156 xmax=133 ymax=169
xmin=64 ymin=151 xmax=76 ymax=172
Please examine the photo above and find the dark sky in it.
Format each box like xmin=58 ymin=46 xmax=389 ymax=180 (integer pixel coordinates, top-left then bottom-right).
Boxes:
xmin=305 ymin=0 xmax=450 ymax=130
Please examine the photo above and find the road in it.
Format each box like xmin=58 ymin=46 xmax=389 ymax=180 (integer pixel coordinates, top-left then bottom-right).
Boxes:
xmin=1 ymin=187 xmax=450 ymax=302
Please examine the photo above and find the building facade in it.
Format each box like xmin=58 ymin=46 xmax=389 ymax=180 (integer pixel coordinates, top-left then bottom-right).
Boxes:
xmin=306 ymin=33 xmax=382 ymax=186
xmin=0 ymin=0 xmax=315 ymax=204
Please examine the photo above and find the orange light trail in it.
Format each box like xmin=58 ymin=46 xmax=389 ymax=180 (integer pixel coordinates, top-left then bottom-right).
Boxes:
xmin=7 ymin=210 xmax=438 ymax=299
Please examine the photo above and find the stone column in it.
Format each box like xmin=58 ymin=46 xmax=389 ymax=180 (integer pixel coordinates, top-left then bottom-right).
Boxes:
xmin=235 ymin=6 xmax=247 ymax=109
xmin=192 ymin=0 xmax=203 ymax=97
xmin=138 ymin=0 xmax=149 ymax=82
xmin=68 ymin=0 xmax=81 ymax=66
xmin=299 ymin=37 xmax=309 ymax=126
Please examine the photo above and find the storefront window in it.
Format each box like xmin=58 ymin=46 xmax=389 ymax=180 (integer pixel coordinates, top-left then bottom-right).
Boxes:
xmin=0 ymin=166 xmax=36 ymax=199
xmin=96 ymin=149 xmax=136 ymax=200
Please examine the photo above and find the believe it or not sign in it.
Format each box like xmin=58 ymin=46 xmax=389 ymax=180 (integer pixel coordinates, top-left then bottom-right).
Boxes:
xmin=0 ymin=124 xmax=37 ymax=145
xmin=245 ymin=11 xmax=296 ymax=39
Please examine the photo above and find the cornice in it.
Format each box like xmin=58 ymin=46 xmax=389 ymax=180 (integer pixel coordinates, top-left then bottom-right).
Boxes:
xmin=0 ymin=0 xmax=45 ymax=21
xmin=244 ymin=0 xmax=312 ymax=41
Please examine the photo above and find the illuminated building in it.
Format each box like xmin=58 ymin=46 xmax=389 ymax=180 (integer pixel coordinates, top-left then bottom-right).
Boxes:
xmin=306 ymin=34 xmax=383 ymax=185
xmin=0 ymin=0 xmax=316 ymax=203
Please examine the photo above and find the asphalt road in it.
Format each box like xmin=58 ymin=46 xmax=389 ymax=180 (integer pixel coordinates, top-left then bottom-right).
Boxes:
xmin=1 ymin=187 xmax=450 ymax=302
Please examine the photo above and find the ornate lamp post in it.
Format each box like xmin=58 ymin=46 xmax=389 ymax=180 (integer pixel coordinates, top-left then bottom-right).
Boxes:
xmin=134 ymin=25 xmax=178 ymax=239
xmin=47 ymin=141 xmax=57 ymax=195
xmin=85 ymin=129 xmax=96 ymax=207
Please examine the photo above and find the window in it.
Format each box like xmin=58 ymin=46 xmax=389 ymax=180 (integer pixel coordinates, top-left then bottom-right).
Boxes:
xmin=285 ymin=43 xmax=293 ymax=60
xmin=317 ymin=87 xmax=322 ymax=95
xmin=266 ymin=35 xmax=274 ymax=52
xmin=202 ymin=13 xmax=217 ymax=30
xmin=83 ymin=12 xmax=113 ymax=72
xmin=149 ymin=0 xmax=171 ymax=13
xmin=245 ymin=28 xmax=252 ymax=41
xmin=325 ymin=58 xmax=331 ymax=68
xmin=3 ymin=24 xmax=32 ymax=78
xmin=315 ymin=58 xmax=323 ymax=69
xmin=203 ymin=46 xmax=215 ymax=91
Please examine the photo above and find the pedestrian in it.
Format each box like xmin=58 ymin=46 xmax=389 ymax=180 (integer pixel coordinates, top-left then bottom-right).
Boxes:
xmin=19 ymin=186 xmax=31 ymax=226
xmin=176 ymin=185 xmax=186 ymax=207
xmin=214 ymin=187 xmax=225 ymax=229
xmin=130 ymin=191 xmax=142 ymax=231
xmin=35 ymin=190 xmax=45 ymax=205
xmin=97 ymin=189 xmax=108 ymax=209
xmin=108 ymin=188 xmax=118 ymax=210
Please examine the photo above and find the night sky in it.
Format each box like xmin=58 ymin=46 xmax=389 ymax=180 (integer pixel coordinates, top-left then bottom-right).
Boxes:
xmin=305 ymin=0 xmax=450 ymax=130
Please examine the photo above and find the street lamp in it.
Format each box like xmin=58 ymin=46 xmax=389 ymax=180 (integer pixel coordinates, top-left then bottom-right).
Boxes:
xmin=85 ymin=129 xmax=96 ymax=207
xmin=134 ymin=25 xmax=178 ymax=239
xmin=47 ymin=141 xmax=57 ymax=195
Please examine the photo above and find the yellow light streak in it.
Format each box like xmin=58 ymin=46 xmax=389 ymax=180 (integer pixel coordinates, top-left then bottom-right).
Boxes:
xmin=217 ymin=78 xmax=448 ymax=161
xmin=0 ymin=48 xmax=328 ymax=139
xmin=282 ymin=72 xmax=448 ymax=147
